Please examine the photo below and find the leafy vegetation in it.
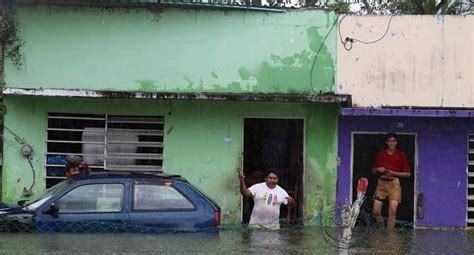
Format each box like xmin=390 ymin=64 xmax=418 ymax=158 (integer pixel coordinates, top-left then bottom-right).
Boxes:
xmin=310 ymin=0 xmax=471 ymax=15
xmin=0 ymin=5 xmax=24 ymax=69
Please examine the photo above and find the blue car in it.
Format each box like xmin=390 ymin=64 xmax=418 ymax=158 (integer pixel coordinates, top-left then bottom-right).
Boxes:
xmin=0 ymin=172 xmax=221 ymax=233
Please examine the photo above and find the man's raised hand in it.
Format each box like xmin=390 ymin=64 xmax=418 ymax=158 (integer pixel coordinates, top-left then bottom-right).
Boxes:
xmin=237 ymin=169 xmax=246 ymax=180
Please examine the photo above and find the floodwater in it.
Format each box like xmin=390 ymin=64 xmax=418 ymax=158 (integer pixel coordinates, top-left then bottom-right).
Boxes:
xmin=1 ymin=226 xmax=473 ymax=254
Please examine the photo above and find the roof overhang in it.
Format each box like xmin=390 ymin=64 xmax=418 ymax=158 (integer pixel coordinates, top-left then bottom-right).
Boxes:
xmin=3 ymin=87 xmax=351 ymax=104
xmin=341 ymin=108 xmax=474 ymax=118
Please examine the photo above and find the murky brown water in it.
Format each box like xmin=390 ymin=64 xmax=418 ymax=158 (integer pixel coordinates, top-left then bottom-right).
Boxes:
xmin=0 ymin=227 xmax=473 ymax=254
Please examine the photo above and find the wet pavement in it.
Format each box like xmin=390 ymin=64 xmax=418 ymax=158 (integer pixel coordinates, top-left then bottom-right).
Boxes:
xmin=0 ymin=226 xmax=473 ymax=254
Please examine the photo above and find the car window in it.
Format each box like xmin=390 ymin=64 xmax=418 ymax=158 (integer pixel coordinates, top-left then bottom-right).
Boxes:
xmin=56 ymin=184 xmax=124 ymax=213
xmin=24 ymin=179 xmax=71 ymax=207
xmin=133 ymin=183 xmax=195 ymax=211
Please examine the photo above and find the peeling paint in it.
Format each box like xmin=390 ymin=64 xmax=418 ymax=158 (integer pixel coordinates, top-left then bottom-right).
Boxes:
xmin=137 ymin=80 xmax=159 ymax=91
xmin=5 ymin=7 xmax=336 ymax=95
xmin=236 ymin=25 xmax=335 ymax=94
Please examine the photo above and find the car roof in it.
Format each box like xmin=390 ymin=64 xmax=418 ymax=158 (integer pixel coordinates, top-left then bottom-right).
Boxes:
xmin=71 ymin=171 xmax=184 ymax=181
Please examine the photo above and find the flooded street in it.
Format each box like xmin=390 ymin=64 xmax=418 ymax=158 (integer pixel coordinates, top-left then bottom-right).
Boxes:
xmin=1 ymin=227 xmax=473 ymax=254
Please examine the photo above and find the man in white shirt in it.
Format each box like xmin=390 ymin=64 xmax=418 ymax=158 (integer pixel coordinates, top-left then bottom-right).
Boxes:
xmin=239 ymin=170 xmax=296 ymax=229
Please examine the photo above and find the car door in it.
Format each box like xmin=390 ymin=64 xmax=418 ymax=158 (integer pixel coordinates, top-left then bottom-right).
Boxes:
xmin=128 ymin=180 xmax=203 ymax=232
xmin=36 ymin=180 xmax=130 ymax=233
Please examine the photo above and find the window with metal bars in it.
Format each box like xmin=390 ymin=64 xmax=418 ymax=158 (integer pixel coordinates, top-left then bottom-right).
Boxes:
xmin=468 ymin=134 xmax=474 ymax=226
xmin=46 ymin=113 xmax=164 ymax=188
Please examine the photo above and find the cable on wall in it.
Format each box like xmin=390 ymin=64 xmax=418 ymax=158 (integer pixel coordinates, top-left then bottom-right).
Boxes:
xmin=309 ymin=14 xmax=339 ymax=95
xmin=339 ymin=15 xmax=395 ymax=51
xmin=5 ymin=125 xmax=36 ymax=195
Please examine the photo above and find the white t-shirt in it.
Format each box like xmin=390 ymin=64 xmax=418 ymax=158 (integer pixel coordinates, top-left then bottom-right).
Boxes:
xmin=248 ymin=182 xmax=289 ymax=229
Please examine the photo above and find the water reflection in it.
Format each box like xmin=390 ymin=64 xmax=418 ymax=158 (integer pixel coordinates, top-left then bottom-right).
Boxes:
xmin=361 ymin=229 xmax=406 ymax=254
xmin=0 ymin=227 xmax=472 ymax=254
xmin=413 ymin=229 xmax=470 ymax=254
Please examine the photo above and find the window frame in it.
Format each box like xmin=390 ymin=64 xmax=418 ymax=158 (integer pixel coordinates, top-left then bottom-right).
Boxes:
xmin=131 ymin=181 xmax=197 ymax=213
xmin=54 ymin=182 xmax=126 ymax=214
xmin=44 ymin=113 xmax=164 ymax=188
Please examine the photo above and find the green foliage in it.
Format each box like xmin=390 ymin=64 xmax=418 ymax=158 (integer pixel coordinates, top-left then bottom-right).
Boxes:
xmin=0 ymin=5 xmax=24 ymax=69
xmin=307 ymin=0 xmax=469 ymax=15
xmin=305 ymin=0 xmax=319 ymax=6
xmin=392 ymin=0 xmax=466 ymax=14
xmin=442 ymin=1 xmax=465 ymax=14
xmin=327 ymin=2 xmax=350 ymax=14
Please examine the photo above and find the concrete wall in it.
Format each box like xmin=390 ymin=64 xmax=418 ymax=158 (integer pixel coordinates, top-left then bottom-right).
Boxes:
xmin=337 ymin=15 xmax=474 ymax=108
xmin=2 ymin=95 xmax=339 ymax=225
xmin=4 ymin=6 xmax=336 ymax=94
xmin=337 ymin=116 xmax=473 ymax=227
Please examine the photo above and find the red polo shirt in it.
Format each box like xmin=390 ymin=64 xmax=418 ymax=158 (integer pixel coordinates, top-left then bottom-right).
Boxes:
xmin=372 ymin=150 xmax=410 ymax=173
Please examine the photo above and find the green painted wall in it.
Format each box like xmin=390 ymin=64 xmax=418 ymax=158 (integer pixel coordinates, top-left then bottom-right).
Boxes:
xmin=4 ymin=6 xmax=336 ymax=94
xmin=2 ymin=96 xmax=338 ymax=225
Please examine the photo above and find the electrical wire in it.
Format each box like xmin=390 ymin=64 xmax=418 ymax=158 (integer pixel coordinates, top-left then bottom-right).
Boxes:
xmin=27 ymin=158 xmax=36 ymax=191
xmin=4 ymin=125 xmax=24 ymax=143
xmin=338 ymin=14 xmax=353 ymax=51
xmin=339 ymin=15 xmax=395 ymax=51
xmin=5 ymin=125 xmax=36 ymax=191
xmin=309 ymin=14 xmax=339 ymax=95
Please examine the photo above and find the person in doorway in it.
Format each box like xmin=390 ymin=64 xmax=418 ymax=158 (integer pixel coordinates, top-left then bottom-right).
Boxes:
xmin=372 ymin=132 xmax=411 ymax=229
xmin=64 ymin=156 xmax=91 ymax=177
xmin=239 ymin=170 xmax=296 ymax=229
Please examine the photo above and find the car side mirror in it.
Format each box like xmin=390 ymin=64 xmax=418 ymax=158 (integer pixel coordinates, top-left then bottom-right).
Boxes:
xmin=18 ymin=200 xmax=26 ymax=207
xmin=43 ymin=203 xmax=59 ymax=217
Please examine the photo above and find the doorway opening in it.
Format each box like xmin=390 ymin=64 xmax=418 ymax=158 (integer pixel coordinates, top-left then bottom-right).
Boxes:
xmin=352 ymin=133 xmax=416 ymax=226
xmin=242 ymin=118 xmax=304 ymax=226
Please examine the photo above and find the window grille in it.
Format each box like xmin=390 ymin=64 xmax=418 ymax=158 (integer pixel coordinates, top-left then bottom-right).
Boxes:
xmin=468 ymin=134 xmax=474 ymax=226
xmin=46 ymin=113 xmax=164 ymax=187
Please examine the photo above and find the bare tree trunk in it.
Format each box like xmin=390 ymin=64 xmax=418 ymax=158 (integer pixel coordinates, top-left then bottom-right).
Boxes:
xmin=434 ymin=0 xmax=447 ymax=14
xmin=362 ymin=0 xmax=372 ymax=14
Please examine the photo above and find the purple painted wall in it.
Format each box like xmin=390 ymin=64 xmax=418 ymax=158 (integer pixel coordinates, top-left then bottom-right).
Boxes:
xmin=337 ymin=115 xmax=474 ymax=228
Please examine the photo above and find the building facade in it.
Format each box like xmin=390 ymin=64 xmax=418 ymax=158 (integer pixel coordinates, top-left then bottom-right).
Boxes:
xmin=1 ymin=4 xmax=345 ymax=225
xmin=336 ymin=15 xmax=474 ymax=228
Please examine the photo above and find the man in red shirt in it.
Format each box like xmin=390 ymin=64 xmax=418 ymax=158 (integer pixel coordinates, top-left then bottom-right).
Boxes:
xmin=372 ymin=133 xmax=411 ymax=229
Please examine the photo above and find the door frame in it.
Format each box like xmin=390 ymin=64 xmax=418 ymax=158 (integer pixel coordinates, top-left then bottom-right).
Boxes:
xmin=241 ymin=116 xmax=306 ymax=221
xmin=350 ymin=131 xmax=418 ymax=227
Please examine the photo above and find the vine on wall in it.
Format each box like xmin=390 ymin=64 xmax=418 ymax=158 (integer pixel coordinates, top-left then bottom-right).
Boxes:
xmin=0 ymin=5 xmax=24 ymax=69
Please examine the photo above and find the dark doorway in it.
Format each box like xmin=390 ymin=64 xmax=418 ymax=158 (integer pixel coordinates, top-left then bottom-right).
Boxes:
xmin=352 ymin=133 xmax=416 ymax=225
xmin=242 ymin=118 xmax=304 ymax=225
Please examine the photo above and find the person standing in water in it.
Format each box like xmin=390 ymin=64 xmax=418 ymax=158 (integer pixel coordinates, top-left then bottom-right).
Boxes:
xmin=239 ymin=170 xmax=296 ymax=229
xmin=372 ymin=133 xmax=411 ymax=229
